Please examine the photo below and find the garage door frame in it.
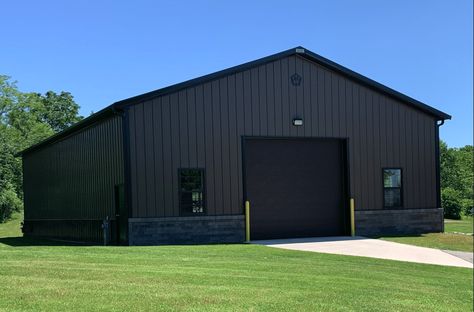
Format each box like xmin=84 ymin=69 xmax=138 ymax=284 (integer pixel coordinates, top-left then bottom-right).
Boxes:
xmin=241 ymin=136 xmax=351 ymax=238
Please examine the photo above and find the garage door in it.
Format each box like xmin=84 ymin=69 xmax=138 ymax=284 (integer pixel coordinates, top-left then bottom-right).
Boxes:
xmin=244 ymin=138 xmax=347 ymax=240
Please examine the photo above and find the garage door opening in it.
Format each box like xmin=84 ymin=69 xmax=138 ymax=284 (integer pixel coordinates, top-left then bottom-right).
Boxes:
xmin=243 ymin=138 xmax=349 ymax=240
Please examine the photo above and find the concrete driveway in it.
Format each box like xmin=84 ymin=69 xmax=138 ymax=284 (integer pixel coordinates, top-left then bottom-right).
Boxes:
xmin=253 ymin=236 xmax=473 ymax=268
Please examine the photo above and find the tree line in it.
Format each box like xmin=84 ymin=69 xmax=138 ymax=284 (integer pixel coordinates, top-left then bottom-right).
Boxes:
xmin=0 ymin=75 xmax=472 ymax=222
xmin=440 ymin=141 xmax=473 ymax=219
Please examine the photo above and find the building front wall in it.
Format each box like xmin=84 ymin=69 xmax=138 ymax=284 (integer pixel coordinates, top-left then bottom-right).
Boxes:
xmin=127 ymin=55 xmax=438 ymax=224
xmin=19 ymin=54 xmax=443 ymax=245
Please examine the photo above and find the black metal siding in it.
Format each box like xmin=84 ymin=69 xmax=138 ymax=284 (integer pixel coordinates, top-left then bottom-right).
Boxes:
xmin=22 ymin=115 xmax=124 ymax=241
xmin=127 ymin=55 xmax=437 ymax=218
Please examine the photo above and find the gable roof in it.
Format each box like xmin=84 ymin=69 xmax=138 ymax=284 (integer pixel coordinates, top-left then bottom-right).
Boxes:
xmin=17 ymin=46 xmax=450 ymax=156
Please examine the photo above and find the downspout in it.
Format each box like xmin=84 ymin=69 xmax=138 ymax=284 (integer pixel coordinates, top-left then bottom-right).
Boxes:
xmin=112 ymin=106 xmax=132 ymax=245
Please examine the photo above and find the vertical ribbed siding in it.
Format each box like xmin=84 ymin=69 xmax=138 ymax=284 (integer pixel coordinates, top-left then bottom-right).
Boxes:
xmin=128 ymin=55 xmax=438 ymax=217
xmin=23 ymin=115 xmax=124 ymax=224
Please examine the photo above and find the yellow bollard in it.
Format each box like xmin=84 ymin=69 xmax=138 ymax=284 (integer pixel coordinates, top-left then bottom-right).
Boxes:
xmin=350 ymin=198 xmax=355 ymax=236
xmin=245 ymin=201 xmax=250 ymax=242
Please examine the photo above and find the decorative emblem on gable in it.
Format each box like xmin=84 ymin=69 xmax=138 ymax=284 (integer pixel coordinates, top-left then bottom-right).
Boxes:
xmin=290 ymin=73 xmax=302 ymax=86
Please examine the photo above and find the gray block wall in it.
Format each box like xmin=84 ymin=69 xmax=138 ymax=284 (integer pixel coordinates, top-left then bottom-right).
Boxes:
xmin=129 ymin=215 xmax=245 ymax=245
xmin=129 ymin=208 xmax=443 ymax=245
xmin=355 ymin=208 xmax=444 ymax=236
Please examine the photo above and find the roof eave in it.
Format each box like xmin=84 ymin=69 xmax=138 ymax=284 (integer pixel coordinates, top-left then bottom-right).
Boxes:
xmin=113 ymin=47 xmax=299 ymax=109
xmin=15 ymin=106 xmax=120 ymax=157
xmin=114 ymin=46 xmax=451 ymax=120
xmin=297 ymin=49 xmax=451 ymax=121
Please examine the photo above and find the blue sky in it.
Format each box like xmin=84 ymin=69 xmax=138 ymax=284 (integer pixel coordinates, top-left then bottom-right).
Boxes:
xmin=1 ymin=0 xmax=472 ymax=147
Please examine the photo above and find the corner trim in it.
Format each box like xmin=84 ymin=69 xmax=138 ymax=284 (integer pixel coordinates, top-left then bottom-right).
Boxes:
xmin=122 ymin=107 xmax=132 ymax=245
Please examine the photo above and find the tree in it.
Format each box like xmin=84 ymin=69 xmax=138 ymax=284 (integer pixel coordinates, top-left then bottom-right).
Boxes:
xmin=37 ymin=91 xmax=83 ymax=132
xmin=441 ymin=187 xmax=463 ymax=219
xmin=440 ymin=141 xmax=462 ymax=191
xmin=456 ymin=145 xmax=473 ymax=215
xmin=440 ymin=140 xmax=474 ymax=217
xmin=0 ymin=75 xmax=83 ymax=222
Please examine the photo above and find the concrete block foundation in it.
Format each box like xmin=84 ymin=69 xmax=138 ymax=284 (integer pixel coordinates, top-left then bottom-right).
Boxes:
xmin=355 ymin=208 xmax=444 ymax=236
xmin=128 ymin=215 xmax=245 ymax=245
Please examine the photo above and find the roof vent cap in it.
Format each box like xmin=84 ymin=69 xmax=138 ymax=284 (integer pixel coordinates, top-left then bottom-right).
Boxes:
xmin=295 ymin=48 xmax=305 ymax=53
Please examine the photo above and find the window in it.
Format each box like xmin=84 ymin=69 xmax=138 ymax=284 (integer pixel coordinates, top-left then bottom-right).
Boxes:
xmin=179 ymin=169 xmax=205 ymax=215
xmin=383 ymin=168 xmax=402 ymax=207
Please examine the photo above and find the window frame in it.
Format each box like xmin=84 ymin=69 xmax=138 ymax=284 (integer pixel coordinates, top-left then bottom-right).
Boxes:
xmin=382 ymin=168 xmax=403 ymax=208
xmin=178 ymin=168 xmax=206 ymax=216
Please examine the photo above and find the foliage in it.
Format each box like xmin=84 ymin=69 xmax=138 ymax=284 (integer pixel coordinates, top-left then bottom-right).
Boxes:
xmin=33 ymin=91 xmax=82 ymax=133
xmin=440 ymin=140 xmax=473 ymax=217
xmin=440 ymin=141 xmax=461 ymax=191
xmin=0 ymin=75 xmax=82 ymax=222
xmin=441 ymin=187 xmax=463 ymax=219
xmin=0 ymin=183 xmax=22 ymax=222
xmin=456 ymin=145 xmax=474 ymax=215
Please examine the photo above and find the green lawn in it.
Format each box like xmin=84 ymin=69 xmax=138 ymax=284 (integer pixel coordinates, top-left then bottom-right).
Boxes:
xmin=445 ymin=216 xmax=473 ymax=234
xmin=0 ymin=211 xmax=23 ymax=238
xmin=0 ymin=215 xmax=472 ymax=311
xmin=379 ymin=233 xmax=473 ymax=252
xmin=379 ymin=218 xmax=474 ymax=252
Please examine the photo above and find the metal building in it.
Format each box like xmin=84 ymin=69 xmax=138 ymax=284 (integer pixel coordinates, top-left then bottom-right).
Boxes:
xmin=18 ymin=47 xmax=451 ymax=245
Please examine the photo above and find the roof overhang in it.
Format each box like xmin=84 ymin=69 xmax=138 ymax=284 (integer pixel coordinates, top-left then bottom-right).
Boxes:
xmin=15 ymin=106 xmax=120 ymax=156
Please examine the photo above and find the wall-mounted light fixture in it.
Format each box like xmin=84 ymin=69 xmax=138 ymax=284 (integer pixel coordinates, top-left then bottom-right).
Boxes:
xmin=292 ymin=118 xmax=303 ymax=126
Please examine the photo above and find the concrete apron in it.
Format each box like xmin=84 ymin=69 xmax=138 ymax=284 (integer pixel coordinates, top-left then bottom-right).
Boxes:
xmin=252 ymin=236 xmax=473 ymax=268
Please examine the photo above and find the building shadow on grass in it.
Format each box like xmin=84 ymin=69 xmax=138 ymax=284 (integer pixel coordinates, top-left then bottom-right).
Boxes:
xmin=0 ymin=236 xmax=95 ymax=247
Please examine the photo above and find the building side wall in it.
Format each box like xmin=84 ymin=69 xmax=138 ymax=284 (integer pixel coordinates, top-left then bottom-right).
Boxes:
xmin=22 ymin=115 xmax=124 ymax=242
xmin=127 ymin=55 xmax=437 ymax=219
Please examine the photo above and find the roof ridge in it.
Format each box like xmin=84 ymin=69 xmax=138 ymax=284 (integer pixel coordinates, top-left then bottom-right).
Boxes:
xmin=17 ymin=46 xmax=450 ymax=156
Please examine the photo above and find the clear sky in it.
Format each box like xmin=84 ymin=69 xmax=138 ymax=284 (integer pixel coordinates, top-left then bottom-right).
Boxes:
xmin=1 ymin=0 xmax=472 ymax=147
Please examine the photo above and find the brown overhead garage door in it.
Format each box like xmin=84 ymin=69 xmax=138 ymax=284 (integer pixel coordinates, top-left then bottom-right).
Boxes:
xmin=244 ymin=138 xmax=348 ymax=240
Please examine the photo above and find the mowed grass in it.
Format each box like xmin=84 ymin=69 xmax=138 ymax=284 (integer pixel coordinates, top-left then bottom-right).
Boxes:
xmin=0 ymin=215 xmax=472 ymax=311
xmin=379 ymin=218 xmax=474 ymax=252
xmin=380 ymin=233 xmax=473 ymax=252
xmin=445 ymin=216 xmax=473 ymax=234
xmin=0 ymin=211 xmax=23 ymax=238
